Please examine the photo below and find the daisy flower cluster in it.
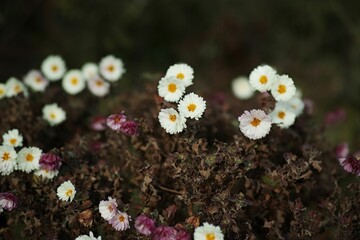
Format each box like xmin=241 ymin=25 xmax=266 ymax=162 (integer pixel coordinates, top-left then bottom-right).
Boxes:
xmin=237 ymin=65 xmax=305 ymax=140
xmin=0 ymin=55 xmax=125 ymax=100
xmin=0 ymin=129 xmax=45 ymax=176
xmin=98 ymin=197 xmax=131 ymax=231
xmin=134 ymin=214 xmax=190 ymax=239
xmin=158 ymin=63 xmax=206 ymax=134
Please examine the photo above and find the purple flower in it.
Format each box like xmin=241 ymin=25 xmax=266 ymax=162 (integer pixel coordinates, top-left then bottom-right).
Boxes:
xmin=325 ymin=108 xmax=346 ymax=126
xmin=0 ymin=192 xmax=18 ymax=211
xmin=120 ymin=120 xmax=139 ymax=136
xmin=134 ymin=214 xmax=156 ymax=236
xmin=90 ymin=116 xmax=107 ymax=131
xmin=339 ymin=155 xmax=360 ymax=176
xmin=152 ymin=226 xmax=177 ymax=240
xmin=39 ymin=153 xmax=62 ymax=171
xmin=107 ymin=113 xmax=127 ymax=131
xmin=336 ymin=143 xmax=349 ymax=159
xmin=174 ymin=228 xmax=190 ymax=240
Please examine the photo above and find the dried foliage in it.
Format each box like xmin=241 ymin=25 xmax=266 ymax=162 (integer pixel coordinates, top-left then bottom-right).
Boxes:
xmin=0 ymin=82 xmax=358 ymax=239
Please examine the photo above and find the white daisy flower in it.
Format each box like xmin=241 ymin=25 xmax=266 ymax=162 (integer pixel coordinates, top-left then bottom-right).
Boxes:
xmin=232 ymin=76 xmax=255 ymax=100
xmin=56 ymin=180 xmax=76 ymax=202
xmin=178 ymin=93 xmax=206 ymax=120
xmin=34 ymin=169 xmax=59 ymax=180
xmin=6 ymin=77 xmax=28 ymax=97
xmin=75 ymin=231 xmax=102 ymax=240
xmin=238 ymin=109 xmax=272 ymax=140
xmin=99 ymin=197 xmax=118 ymax=221
xmin=62 ymin=70 xmax=86 ymax=95
xmin=23 ymin=70 xmax=49 ymax=92
xmin=41 ymin=55 xmax=66 ymax=81
xmin=2 ymin=129 xmax=23 ymax=148
xmin=87 ymin=77 xmax=110 ymax=97
xmin=99 ymin=55 xmax=125 ymax=82
xmin=17 ymin=147 xmax=42 ymax=173
xmin=158 ymin=108 xmax=186 ymax=134
xmin=0 ymin=83 xmax=6 ymax=99
xmin=42 ymin=103 xmax=66 ymax=126
xmin=288 ymin=97 xmax=305 ymax=117
xmin=249 ymin=65 xmax=277 ymax=92
xmin=158 ymin=76 xmax=185 ymax=102
xmin=109 ymin=211 xmax=131 ymax=231
xmin=0 ymin=145 xmax=17 ymax=176
xmin=270 ymin=102 xmax=296 ymax=128
xmin=270 ymin=74 xmax=296 ymax=101
xmin=165 ymin=63 xmax=194 ymax=87
xmin=194 ymin=222 xmax=224 ymax=240
xmin=82 ymin=62 xmax=99 ymax=80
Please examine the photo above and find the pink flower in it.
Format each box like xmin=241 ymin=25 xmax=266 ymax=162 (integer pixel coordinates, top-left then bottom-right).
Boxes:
xmin=339 ymin=155 xmax=360 ymax=176
xmin=120 ymin=120 xmax=139 ymax=136
xmin=175 ymin=228 xmax=190 ymax=240
xmin=325 ymin=108 xmax=346 ymax=126
xmin=90 ymin=116 xmax=107 ymax=131
xmin=39 ymin=153 xmax=62 ymax=171
xmin=336 ymin=143 xmax=349 ymax=159
xmin=0 ymin=192 xmax=18 ymax=211
xmin=134 ymin=214 xmax=156 ymax=236
xmin=152 ymin=226 xmax=177 ymax=240
xmin=106 ymin=113 xmax=127 ymax=131
xmin=109 ymin=211 xmax=131 ymax=231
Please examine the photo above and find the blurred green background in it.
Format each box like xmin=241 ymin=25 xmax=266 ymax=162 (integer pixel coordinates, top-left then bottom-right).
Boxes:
xmin=0 ymin=0 xmax=359 ymax=146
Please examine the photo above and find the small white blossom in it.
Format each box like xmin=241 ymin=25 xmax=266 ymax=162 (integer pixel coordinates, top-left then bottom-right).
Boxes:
xmin=2 ymin=129 xmax=23 ymax=148
xmin=42 ymin=103 xmax=66 ymax=126
xmin=270 ymin=101 xmax=296 ymax=128
xmin=17 ymin=147 xmax=42 ymax=173
xmin=0 ymin=145 xmax=17 ymax=176
xmin=82 ymin=63 xmax=99 ymax=80
xmin=178 ymin=93 xmax=206 ymax=120
xmin=249 ymin=65 xmax=277 ymax=92
xmin=238 ymin=109 xmax=272 ymax=140
xmin=165 ymin=63 xmax=194 ymax=87
xmin=232 ymin=76 xmax=255 ymax=100
xmin=62 ymin=70 xmax=86 ymax=95
xmin=56 ymin=180 xmax=76 ymax=202
xmin=158 ymin=76 xmax=185 ymax=102
xmin=158 ymin=108 xmax=186 ymax=134
xmin=23 ymin=70 xmax=49 ymax=92
xmin=99 ymin=55 xmax=125 ymax=82
xmin=41 ymin=55 xmax=66 ymax=81
xmin=194 ymin=222 xmax=224 ymax=240
xmin=6 ymin=77 xmax=28 ymax=97
xmin=270 ymin=74 xmax=296 ymax=101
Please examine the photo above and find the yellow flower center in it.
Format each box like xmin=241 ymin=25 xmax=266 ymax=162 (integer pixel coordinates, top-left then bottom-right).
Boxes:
xmin=35 ymin=77 xmax=43 ymax=83
xmin=96 ymin=80 xmax=104 ymax=86
xmin=71 ymin=78 xmax=78 ymax=85
xmin=119 ymin=215 xmax=125 ymax=222
xmin=169 ymin=114 xmax=177 ymax=122
xmin=278 ymin=111 xmax=285 ymax=119
xmin=0 ymin=88 xmax=4 ymax=95
xmin=50 ymin=113 xmax=57 ymax=120
xmin=168 ymin=83 xmax=177 ymax=93
xmin=52 ymin=65 xmax=58 ymax=72
xmin=206 ymin=233 xmax=215 ymax=240
xmin=107 ymin=65 xmax=114 ymax=72
xmin=250 ymin=118 xmax=261 ymax=127
xmin=2 ymin=152 xmax=10 ymax=161
xmin=108 ymin=205 xmax=113 ymax=211
xmin=26 ymin=154 xmax=34 ymax=162
xmin=259 ymin=75 xmax=267 ymax=84
xmin=176 ymin=73 xmax=185 ymax=79
xmin=65 ymin=189 xmax=73 ymax=197
xmin=277 ymin=84 xmax=286 ymax=94
xmin=187 ymin=103 xmax=197 ymax=112
xmin=14 ymin=85 xmax=21 ymax=93
xmin=9 ymin=138 xmax=17 ymax=145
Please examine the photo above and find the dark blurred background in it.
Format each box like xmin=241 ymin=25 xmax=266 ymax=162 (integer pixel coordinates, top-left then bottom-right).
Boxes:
xmin=0 ymin=0 xmax=359 ymax=146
